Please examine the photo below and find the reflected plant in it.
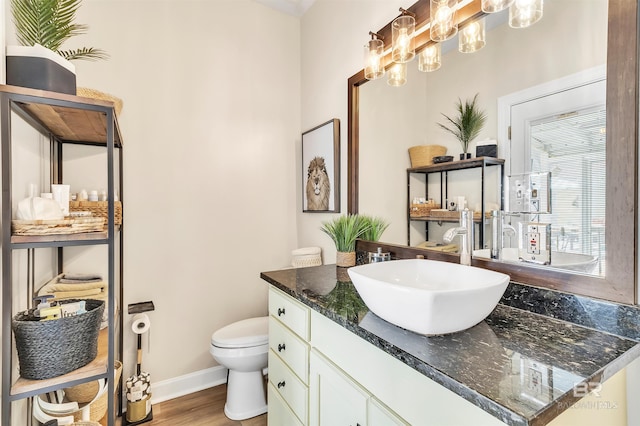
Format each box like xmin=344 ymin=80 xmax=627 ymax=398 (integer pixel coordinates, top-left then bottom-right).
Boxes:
xmin=322 ymin=281 xmax=367 ymax=322
xmin=359 ymin=215 xmax=390 ymax=242
xmin=437 ymin=93 xmax=487 ymax=155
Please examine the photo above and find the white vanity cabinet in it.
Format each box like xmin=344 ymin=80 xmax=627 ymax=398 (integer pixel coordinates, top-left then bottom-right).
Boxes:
xmin=265 ymin=274 xmax=633 ymax=426
xmin=308 ymin=310 xmax=506 ymax=426
xmin=268 ymin=287 xmax=311 ymax=425
xmin=309 ymin=349 xmax=409 ymax=426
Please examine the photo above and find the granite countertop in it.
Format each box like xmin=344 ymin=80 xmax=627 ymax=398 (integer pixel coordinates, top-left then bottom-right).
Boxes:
xmin=260 ymin=264 xmax=640 ymax=426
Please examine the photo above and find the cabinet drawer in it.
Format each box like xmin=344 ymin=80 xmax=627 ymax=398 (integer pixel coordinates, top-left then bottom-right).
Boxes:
xmin=269 ymin=287 xmax=310 ymax=340
xmin=268 ymin=382 xmax=305 ymax=426
xmin=270 ymin=317 xmax=309 ymax=384
xmin=269 ymin=350 xmax=308 ymax=424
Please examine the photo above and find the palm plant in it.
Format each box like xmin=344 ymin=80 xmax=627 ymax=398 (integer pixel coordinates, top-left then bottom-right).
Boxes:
xmin=11 ymin=0 xmax=108 ymax=61
xmin=437 ymin=93 xmax=487 ymax=155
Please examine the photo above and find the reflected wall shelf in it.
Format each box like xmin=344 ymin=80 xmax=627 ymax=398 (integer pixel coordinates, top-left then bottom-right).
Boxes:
xmin=407 ymin=157 xmax=504 ymax=247
xmin=1 ymin=84 xmax=124 ymax=425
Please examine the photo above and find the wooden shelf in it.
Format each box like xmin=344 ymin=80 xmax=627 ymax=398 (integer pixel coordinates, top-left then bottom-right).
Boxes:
xmin=410 ymin=216 xmax=486 ymax=224
xmin=407 ymin=156 xmax=504 ymax=173
xmin=0 ymin=84 xmax=122 ymax=147
xmin=11 ymin=231 xmax=108 ymax=245
xmin=11 ymin=328 xmax=109 ymax=397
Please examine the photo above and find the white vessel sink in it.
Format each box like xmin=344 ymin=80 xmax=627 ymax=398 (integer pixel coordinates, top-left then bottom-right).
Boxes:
xmin=347 ymin=259 xmax=510 ymax=336
xmin=473 ymin=248 xmax=599 ymax=274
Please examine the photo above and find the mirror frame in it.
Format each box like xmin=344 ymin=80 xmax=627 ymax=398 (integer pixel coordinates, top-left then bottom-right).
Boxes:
xmin=348 ymin=0 xmax=638 ymax=304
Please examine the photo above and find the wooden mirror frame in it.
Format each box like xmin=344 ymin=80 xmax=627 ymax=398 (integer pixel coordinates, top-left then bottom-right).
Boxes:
xmin=347 ymin=0 xmax=638 ymax=304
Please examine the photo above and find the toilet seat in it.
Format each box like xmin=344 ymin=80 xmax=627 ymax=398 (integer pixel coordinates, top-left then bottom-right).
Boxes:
xmin=211 ymin=316 xmax=268 ymax=349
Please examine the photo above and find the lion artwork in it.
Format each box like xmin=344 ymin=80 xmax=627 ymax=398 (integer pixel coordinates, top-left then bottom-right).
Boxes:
xmin=306 ymin=156 xmax=331 ymax=210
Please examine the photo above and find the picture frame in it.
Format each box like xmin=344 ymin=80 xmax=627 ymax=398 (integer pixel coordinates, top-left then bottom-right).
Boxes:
xmin=302 ymin=118 xmax=340 ymax=212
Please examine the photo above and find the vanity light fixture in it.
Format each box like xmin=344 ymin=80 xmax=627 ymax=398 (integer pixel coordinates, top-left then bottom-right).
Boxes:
xmin=481 ymin=0 xmax=514 ymax=13
xmin=509 ymin=0 xmax=543 ymax=28
xmin=364 ymin=31 xmax=385 ymax=80
xmin=430 ymin=0 xmax=458 ymax=42
xmin=418 ymin=43 xmax=442 ymax=72
xmin=459 ymin=18 xmax=486 ymax=53
xmin=392 ymin=8 xmax=416 ymax=63
xmin=387 ymin=62 xmax=407 ymax=86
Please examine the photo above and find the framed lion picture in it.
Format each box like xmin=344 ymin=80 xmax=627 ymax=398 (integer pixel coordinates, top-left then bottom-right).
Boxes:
xmin=302 ymin=118 xmax=340 ymax=212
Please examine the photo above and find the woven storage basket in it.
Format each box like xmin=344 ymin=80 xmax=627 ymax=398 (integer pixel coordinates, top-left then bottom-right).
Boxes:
xmin=69 ymin=201 xmax=122 ymax=229
xmin=12 ymin=299 xmax=104 ymax=380
xmin=42 ymin=360 xmax=122 ymax=423
xmin=408 ymin=145 xmax=447 ymax=167
xmin=77 ymin=87 xmax=123 ymax=117
xmin=11 ymin=217 xmax=105 ymax=235
xmin=292 ymin=247 xmax=322 ymax=268
xmin=409 ymin=203 xmax=441 ymax=218
xmin=63 ymin=359 xmax=121 ymax=404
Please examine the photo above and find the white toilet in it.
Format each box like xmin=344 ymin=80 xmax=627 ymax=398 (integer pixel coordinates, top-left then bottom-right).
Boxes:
xmin=209 ymin=316 xmax=269 ymax=420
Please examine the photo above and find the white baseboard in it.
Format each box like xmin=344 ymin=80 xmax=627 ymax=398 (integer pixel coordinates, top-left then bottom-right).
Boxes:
xmin=148 ymin=365 xmax=228 ymax=405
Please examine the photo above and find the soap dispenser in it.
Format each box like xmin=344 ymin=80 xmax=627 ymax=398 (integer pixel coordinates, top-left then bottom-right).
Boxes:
xmin=368 ymin=247 xmax=391 ymax=263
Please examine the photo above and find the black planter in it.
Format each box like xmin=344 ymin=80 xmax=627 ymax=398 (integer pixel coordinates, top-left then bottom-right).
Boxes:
xmin=460 ymin=152 xmax=472 ymax=160
xmin=6 ymin=46 xmax=76 ymax=95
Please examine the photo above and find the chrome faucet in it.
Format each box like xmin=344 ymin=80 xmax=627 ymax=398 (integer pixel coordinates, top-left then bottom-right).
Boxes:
xmin=443 ymin=209 xmax=474 ymax=266
xmin=490 ymin=210 xmax=516 ymax=260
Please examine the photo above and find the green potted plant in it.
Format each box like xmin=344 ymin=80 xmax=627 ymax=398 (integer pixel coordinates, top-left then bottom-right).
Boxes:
xmin=8 ymin=0 xmax=108 ymax=94
xmin=437 ymin=93 xmax=487 ymax=160
xmin=320 ymin=214 xmax=370 ymax=267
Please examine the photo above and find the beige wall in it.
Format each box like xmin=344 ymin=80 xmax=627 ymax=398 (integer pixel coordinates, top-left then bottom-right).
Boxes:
xmin=298 ymin=0 xmax=412 ymax=262
xmin=3 ymin=0 xmax=300 ymax=389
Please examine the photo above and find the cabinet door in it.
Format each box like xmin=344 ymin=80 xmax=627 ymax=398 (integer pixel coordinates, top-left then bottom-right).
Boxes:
xmin=309 ymin=349 xmax=368 ymax=426
xmin=368 ymin=397 xmax=410 ymax=426
xmin=268 ymin=382 xmax=305 ymax=426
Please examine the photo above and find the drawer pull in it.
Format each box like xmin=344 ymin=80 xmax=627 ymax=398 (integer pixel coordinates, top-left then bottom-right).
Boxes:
xmin=277 ymin=380 xmax=286 ymax=389
xmin=278 ymin=343 xmax=286 ymax=352
xmin=277 ymin=307 xmax=286 ymax=316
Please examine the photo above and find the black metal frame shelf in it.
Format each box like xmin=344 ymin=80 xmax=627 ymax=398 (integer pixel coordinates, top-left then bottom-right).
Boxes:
xmin=1 ymin=84 xmax=124 ymax=426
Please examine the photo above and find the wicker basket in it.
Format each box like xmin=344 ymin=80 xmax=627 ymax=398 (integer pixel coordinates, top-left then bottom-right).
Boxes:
xmin=69 ymin=201 xmax=122 ymax=229
xmin=77 ymin=87 xmax=123 ymax=117
xmin=65 ymin=360 xmax=122 ymax=405
xmin=336 ymin=251 xmax=356 ymax=267
xmin=38 ymin=360 xmax=122 ymax=423
xmin=409 ymin=203 xmax=441 ymax=218
xmin=408 ymin=145 xmax=447 ymax=167
xmin=12 ymin=299 xmax=105 ymax=379
xmin=11 ymin=217 xmax=105 ymax=236
xmin=292 ymin=247 xmax=322 ymax=268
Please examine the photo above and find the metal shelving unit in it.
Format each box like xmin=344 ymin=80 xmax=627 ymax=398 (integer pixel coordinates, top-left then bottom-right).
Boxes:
xmin=1 ymin=84 xmax=124 ymax=425
xmin=407 ymin=156 xmax=504 ymax=247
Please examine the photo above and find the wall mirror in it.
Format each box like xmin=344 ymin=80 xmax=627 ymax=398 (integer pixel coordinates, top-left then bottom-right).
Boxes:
xmin=348 ymin=0 xmax=638 ymax=304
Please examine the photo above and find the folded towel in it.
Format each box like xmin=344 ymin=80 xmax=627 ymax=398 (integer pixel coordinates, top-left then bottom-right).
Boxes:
xmin=52 ymin=288 xmax=103 ymax=299
xmin=45 ymin=282 xmax=106 ymax=292
xmin=61 ymin=272 xmax=102 ymax=281
xmin=38 ymin=273 xmax=106 ymax=294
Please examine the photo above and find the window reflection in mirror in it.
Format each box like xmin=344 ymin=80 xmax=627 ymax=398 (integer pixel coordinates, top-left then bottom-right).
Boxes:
xmin=358 ymin=0 xmax=607 ymax=276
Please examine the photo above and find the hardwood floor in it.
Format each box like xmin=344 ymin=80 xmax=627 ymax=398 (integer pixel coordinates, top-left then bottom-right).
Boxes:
xmin=116 ymin=384 xmax=267 ymax=426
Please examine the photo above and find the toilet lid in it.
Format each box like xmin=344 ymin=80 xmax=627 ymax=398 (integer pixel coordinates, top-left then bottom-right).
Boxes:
xmin=211 ymin=316 xmax=269 ymax=348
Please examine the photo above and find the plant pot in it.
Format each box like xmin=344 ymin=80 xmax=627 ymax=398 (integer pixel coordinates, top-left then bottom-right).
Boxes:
xmin=336 ymin=266 xmax=351 ymax=282
xmin=336 ymin=251 xmax=356 ymax=267
xmin=6 ymin=45 xmax=76 ymax=95
xmin=460 ymin=152 xmax=471 ymax=160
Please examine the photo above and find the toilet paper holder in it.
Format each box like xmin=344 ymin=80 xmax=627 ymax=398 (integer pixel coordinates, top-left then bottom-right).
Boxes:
xmin=128 ymin=301 xmax=155 ymax=314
